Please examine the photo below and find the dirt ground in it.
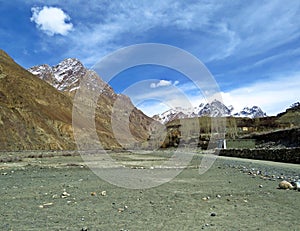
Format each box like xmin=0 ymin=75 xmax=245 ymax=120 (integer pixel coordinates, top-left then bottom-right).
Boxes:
xmin=0 ymin=151 xmax=299 ymax=230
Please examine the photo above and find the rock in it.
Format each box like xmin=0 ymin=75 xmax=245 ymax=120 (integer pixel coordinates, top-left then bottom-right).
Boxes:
xmin=202 ymin=196 xmax=210 ymax=201
xmin=278 ymin=180 xmax=294 ymax=190
xmin=100 ymin=191 xmax=106 ymax=196
xmin=291 ymin=181 xmax=300 ymax=190
xmin=210 ymin=212 xmax=216 ymax=217
xmin=39 ymin=202 xmax=53 ymax=208
xmin=90 ymin=192 xmax=97 ymax=196
xmin=259 ymin=185 xmax=263 ymax=188
xmin=61 ymin=191 xmax=70 ymax=198
xmin=216 ymin=194 xmax=221 ymax=198
xmin=81 ymin=227 xmax=88 ymax=231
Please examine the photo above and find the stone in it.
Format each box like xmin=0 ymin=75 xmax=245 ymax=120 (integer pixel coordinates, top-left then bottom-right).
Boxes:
xmin=90 ymin=192 xmax=97 ymax=196
xmin=202 ymin=196 xmax=210 ymax=201
xmin=278 ymin=180 xmax=294 ymax=190
xmin=101 ymin=191 xmax=106 ymax=196
xmin=39 ymin=202 xmax=53 ymax=208
xmin=210 ymin=212 xmax=216 ymax=217
xmin=291 ymin=181 xmax=300 ymax=190
xmin=61 ymin=191 xmax=70 ymax=198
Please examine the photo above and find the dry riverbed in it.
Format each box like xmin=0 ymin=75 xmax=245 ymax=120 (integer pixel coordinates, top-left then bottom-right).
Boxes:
xmin=0 ymin=151 xmax=299 ymax=230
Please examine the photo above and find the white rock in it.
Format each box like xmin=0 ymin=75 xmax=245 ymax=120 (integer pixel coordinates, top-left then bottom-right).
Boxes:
xmin=278 ymin=180 xmax=294 ymax=190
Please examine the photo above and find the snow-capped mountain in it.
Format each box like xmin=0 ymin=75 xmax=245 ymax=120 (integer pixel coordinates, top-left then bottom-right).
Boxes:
xmin=233 ymin=106 xmax=267 ymax=118
xmin=153 ymin=100 xmax=266 ymax=124
xmin=28 ymin=58 xmax=87 ymax=92
xmin=28 ymin=58 xmax=116 ymax=98
xmin=152 ymin=107 xmax=197 ymax=124
xmin=197 ymin=100 xmax=234 ymax=117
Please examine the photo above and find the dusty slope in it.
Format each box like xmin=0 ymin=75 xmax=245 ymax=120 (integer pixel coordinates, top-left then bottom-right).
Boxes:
xmin=0 ymin=50 xmax=75 ymax=150
xmin=0 ymin=50 xmax=154 ymax=150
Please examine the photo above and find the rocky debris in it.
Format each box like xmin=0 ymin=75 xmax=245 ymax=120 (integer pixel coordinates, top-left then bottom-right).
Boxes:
xmin=225 ymin=162 xmax=300 ymax=192
xmin=61 ymin=191 xmax=70 ymax=198
xmin=210 ymin=212 xmax=216 ymax=217
xmin=226 ymin=163 xmax=299 ymax=183
xmin=100 ymin=190 xmax=106 ymax=196
xmin=81 ymin=227 xmax=88 ymax=231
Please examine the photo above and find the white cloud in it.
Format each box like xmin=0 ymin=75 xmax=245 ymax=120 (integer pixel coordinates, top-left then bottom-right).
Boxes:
xmin=30 ymin=6 xmax=73 ymax=36
xmin=221 ymin=73 xmax=300 ymax=116
xmin=150 ymin=80 xmax=174 ymax=88
xmin=130 ymin=73 xmax=300 ymax=117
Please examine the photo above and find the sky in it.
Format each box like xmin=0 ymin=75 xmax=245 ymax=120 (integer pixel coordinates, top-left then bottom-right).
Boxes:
xmin=0 ymin=0 xmax=299 ymax=116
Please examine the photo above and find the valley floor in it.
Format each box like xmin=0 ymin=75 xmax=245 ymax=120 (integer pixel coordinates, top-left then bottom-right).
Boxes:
xmin=0 ymin=151 xmax=299 ymax=230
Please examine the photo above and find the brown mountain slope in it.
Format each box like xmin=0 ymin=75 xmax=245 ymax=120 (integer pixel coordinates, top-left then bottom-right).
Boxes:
xmin=0 ymin=50 xmax=75 ymax=150
xmin=0 ymin=50 xmax=154 ymax=150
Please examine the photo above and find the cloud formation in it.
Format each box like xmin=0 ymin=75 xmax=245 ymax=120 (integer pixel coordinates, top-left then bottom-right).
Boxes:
xmin=150 ymin=80 xmax=172 ymax=88
xmin=150 ymin=80 xmax=179 ymax=88
xmin=137 ymin=72 xmax=300 ymax=117
xmin=30 ymin=6 xmax=73 ymax=36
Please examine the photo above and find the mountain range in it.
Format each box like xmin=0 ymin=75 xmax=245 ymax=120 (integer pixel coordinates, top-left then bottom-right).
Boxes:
xmin=0 ymin=50 xmax=154 ymax=151
xmin=153 ymin=100 xmax=267 ymax=124
xmin=0 ymin=49 xmax=296 ymax=151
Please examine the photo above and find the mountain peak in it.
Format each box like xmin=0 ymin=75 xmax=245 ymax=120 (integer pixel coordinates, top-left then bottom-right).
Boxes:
xmin=28 ymin=58 xmax=87 ymax=92
xmin=234 ymin=106 xmax=266 ymax=118
xmin=153 ymin=100 xmax=267 ymax=124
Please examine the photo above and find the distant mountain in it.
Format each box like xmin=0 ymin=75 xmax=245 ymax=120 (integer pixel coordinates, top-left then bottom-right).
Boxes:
xmin=233 ymin=106 xmax=266 ymax=118
xmin=197 ymin=100 xmax=234 ymax=117
xmin=0 ymin=50 xmax=154 ymax=150
xmin=153 ymin=100 xmax=266 ymax=124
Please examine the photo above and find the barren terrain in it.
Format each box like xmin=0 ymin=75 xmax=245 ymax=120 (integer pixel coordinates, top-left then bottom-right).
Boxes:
xmin=0 ymin=151 xmax=299 ymax=230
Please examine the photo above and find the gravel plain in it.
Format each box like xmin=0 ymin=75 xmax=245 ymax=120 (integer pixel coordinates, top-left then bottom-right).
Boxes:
xmin=0 ymin=151 xmax=299 ymax=230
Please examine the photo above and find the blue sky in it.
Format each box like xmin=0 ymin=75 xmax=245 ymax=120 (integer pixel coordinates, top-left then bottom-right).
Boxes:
xmin=1 ymin=0 xmax=299 ymax=116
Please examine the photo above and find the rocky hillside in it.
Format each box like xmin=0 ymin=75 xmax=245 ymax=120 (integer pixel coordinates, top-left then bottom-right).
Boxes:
xmin=0 ymin=50 xmax=154 ymax=151
xmin=0 ymin=50 xmax=75 ymax=150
